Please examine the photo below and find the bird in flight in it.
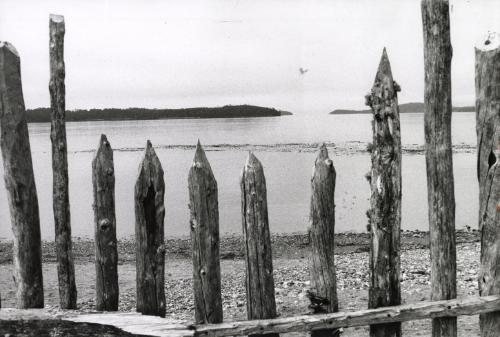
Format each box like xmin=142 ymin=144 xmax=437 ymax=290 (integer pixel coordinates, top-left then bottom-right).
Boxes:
xmin=299 ymin=67 xmax=309 ymax=75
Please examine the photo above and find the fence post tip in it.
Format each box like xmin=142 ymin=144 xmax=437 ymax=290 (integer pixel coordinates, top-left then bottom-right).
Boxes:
xmin=193 ymin=141 xmax=210 ymax=168
xmin=476 ymin=31 xmax=500 ymax=51
xmin=317 ymin=144 xmax=329 ymax=160
xmin=245 ymin=152 xmax=261 ymax=169
xmin=0 ymin=41 xmax=19 ymax=57
xmin=49 ymin=14 xmax=65 ymax=23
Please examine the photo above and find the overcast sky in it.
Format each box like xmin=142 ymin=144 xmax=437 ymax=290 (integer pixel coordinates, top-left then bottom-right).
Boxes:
xmin=1 ymin=0 xmax=499 ymax=114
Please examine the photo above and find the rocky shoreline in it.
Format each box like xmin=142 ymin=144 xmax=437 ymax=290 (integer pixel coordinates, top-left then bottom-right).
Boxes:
xmin=0 ymin=230 xmax=483 ymax=336
xmin=0 ymin=229 xmax=479 ymax=265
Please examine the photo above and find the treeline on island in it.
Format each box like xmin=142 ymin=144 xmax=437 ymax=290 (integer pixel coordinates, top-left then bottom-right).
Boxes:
xmin=330 ymin=102 xmax=475 ymax=114
xmin=26 ymin=105 xmax=292 ymax=123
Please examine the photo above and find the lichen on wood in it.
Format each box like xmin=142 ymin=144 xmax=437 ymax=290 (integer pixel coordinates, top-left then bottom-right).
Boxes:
xmin=308 ymin=144 xmax=339 ymax=337
xmin=49 ymin=13 xmax=77 ymax=310
xmin=421 ymin=1 xmax=457 ymax=336
xmin=92 ymin=134 xmax=119 ymax=311
xmin=475 ymin=31 xmax=500 ymax=337
xmin=188 ymin=141 xmax=223 ymax=324
xmin=135 ymin=140 xmax=166 ymax=317
xmin=0 ymin=41 xmax=44 ymax=308
xmin=364 ymin=48 xmax=402 ymax=337
xmin=240 ymin=152 xmax=279 ymax=337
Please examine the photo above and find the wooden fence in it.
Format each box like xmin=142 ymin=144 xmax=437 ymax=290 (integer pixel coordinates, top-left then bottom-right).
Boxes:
xmin=0 ymin=3 xmax=500 ymax=337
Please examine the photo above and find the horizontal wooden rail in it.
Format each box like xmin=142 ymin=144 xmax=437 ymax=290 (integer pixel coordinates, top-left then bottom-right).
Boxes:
xmin=1 ymin=295 xmax=500 ymax=337
xmin=194 ymin=295 xmax=500 ymax=336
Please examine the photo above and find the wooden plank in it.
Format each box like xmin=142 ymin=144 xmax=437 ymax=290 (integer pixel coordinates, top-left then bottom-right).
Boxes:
xmin=135 ymin=140 xmax=166 ymax=317
xmin=421 ymin=1 xmax=457 ymax=336
xmin=188 ymin=141 xmax=223 ymax=324
xmin=0 ymin=41 xmax=44 ymax=308
xmin=92 ymin=134 xmax=119 ymax=311
xmin=476 ymin=31 xmax=500 ymax=337
xmin=49 ymin=13 xmax=77 ymax=310
xmin=308 ymin=144 xmax=339 ymax=337
xmin=240 ymin=152 xmax=278 ymax=337
xmin=194 ymin=296 xmax=500 ymax=337
xmin=2 ymin=296 xmax=500 ymax=337
xmin=364 ymin=48 xmax=402 ymax=337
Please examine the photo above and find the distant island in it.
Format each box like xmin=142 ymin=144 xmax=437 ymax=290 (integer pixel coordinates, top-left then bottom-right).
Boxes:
xmin=330 ymin=102 xmax=475 ymax=114
xmin=26 ymin=105 xmax=293 ymax=123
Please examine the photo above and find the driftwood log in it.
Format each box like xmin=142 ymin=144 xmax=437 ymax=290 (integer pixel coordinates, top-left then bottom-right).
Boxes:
xmin=421 ymin=1 xmax=457 ymax=336
xmin=92 ymin=134 xmax=119 ymax=311
xmin=0 ymin=41 xmax=44 ymax=308
xmin=240 ymin=152 xmax=278 ymax=337
xmin=475 ymin=32 xmax=500 ymax=337
xmin=135 ymin=140 xmax=166 ymax=317
xmin=364 ymin=48 xmax=402 ymax=337
xmin=49 ymin=13 xmax=77 ymax=310
xmin=308 ymin=144 xmax=339 ymax=337
xmin=188 ymin=141 xmax=223 ymax=324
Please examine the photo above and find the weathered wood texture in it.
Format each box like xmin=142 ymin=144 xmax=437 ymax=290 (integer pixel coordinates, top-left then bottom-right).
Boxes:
xmin=364 ymin=48 xmax=402 ymax=337
xmin=188 ymin=142 xmax=223 ymax=324
xmin=135 ymin=140 xmax=166 ymax=317
xmin=421 ymin=1 xmax=457 ymax=336
xmin=92 ymin=134 xmax=119 ymax=311
xmin=308 ymin=145 xmax=339 ymax=337
xmin=476 ymin=32 xmax=500 ymax=198
xmin=240 ymin=153 xmax=278 ymax=337
xmin=193 ymin=295 xmax=500 ymax=337
xmin=49 ymin=13 xmax=77 ymax=310
xmin=476 ymin=32 xmax=500 ymax=337
xmin=0 ymin=41 xmax=44 ymax=308
xmin=3 ymin=296 xmax=500 ymax=337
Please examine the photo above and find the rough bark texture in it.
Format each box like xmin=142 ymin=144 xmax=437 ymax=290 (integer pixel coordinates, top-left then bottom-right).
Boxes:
xmin=364 ymin=48 xmax=402 ymax=337
xmin=308 ymin=145 xmax=339 ymax=337
xmin=188 ymin=141 xmax=223 ymax=324
xmin=475 ymin=32 xmax=500 ymax=337
xmin=92 ymin=134 xmax=119 ymax=311
xmin=0 ymin=41 xmax=44 ymax=308
xmin=135 ymin=140 xmax=166 ymax=317
xmin=240 ymin=153 xmax=278 ymax=337
xmin=49 ymin=13 xmax=77 ymax=310
xmin=421 ymin=1 xmax=457 ymax=336
xmin=476 ymin=32 xmax=500 ymax=195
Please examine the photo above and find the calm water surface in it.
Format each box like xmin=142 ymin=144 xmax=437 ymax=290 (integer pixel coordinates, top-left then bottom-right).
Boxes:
xmin=0 ymin=113 xmax=478 ymax=239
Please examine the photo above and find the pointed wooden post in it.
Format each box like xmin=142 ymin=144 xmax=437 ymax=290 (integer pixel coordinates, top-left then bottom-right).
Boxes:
xmin=92 ymin=134 xmax=119 ymax=311
xmin=0 ymin=41 xmax=44 ymax=308
xmin=308 ymin=144 xmax=339 ymax=337
xmin=421 ymin=1 xmax=457 ymax=336
xmin=476 ymin=32 xmax=500 ymax=337
xmin=49 ymin=13 xmax=77 ymax=310
xmin=364 ymin=48 xmax=402 ymax=337
xmin=240 ymin=152 xmax=279 ymax=337
xmin=188 ymin=141 xmax=223 ymax=324
xmin=135 ymin=140 xmax=166 ymax=317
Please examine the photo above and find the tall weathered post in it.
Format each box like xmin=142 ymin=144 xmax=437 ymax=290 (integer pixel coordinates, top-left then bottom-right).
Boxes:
xmin=0 ymin=41 xmax=44 ymax=308
xmin=364 ymin=48 xmax=402 ymax=337
xmin=49 ymin=13 xmax=77 ymax=310
xmin=240 ymin=152 xmax=279 ymax=337
xmin=308 ymin=144 xmax=339 ymax=337
xmin=188 ymin=141 xmax=223 ymax=324
xmin=92 ymin=134 xmax=119 ymax=311
xmin=421 ymin=1 xmax=457 ymax=336
xmin=135 ymin=140 xmax=166 ymax=317
xmin=475 ymin=32 xmax=500 ymax=337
